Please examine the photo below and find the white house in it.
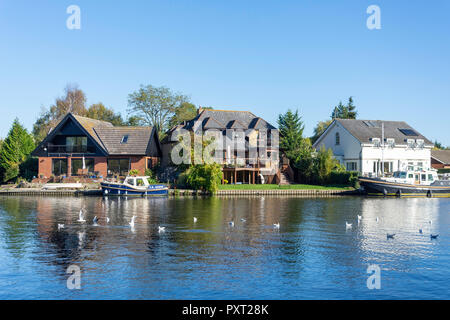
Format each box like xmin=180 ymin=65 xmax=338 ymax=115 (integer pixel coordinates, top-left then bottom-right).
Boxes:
xmin=313 ymin=119 xmax=434 ymax=176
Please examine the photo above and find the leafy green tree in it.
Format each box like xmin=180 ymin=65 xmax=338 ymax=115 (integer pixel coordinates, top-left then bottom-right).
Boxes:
xmin=186 ymin=163 xmax=223 ymax=193
xmin=277 ymin=109 xmax=305 ymax=158
xmin=311 ymin=119 xmax=332 ymax=144
xmin=433 ymin=140 xmax=449 ymax=150
xmin=85 ymin=103 xmax=124 ymax=126
xmin=125 ymin=115 xmax=145 ymax=126
xmin=313 ymin=146 xmax=336 ymax=184
xmin=0 ymin=119 xmax=35 ymax=182
xmin=331 ymin=97 xmax=357 ymax=119
xmin=127 ymin=85 xmax=190 ymax=137
xmin=168 ymin=102 xmax=197 ymax=128
xmin=290 ymin=138 xmax=315 ymax=183
xmin=33 ymin=84 xmax=87 ymax=143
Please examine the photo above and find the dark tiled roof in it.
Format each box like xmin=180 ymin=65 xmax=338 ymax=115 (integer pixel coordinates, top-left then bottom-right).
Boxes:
xmin=72 ymin=114 xmax=113 ymax=150
xmin=335 ymin=119 xmax=433 ymax=146
xmin=163 ymin=109 xmax=277 ymax=143
xmin=431 ymin=150 xmax=450 ymax=164
xmin=93 ymin=126 xmax=154 ymax=155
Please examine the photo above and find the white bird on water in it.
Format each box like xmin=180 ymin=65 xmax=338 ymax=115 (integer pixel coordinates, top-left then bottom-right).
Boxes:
xmin=158 ymin=226 xmax=166 ymax=233
xmin=229 ymin=221 xmax=234 ymax=227
xmin=58 ymin=224 xmax=64 ymax=230
xmin=193 ymin=217 xmax=198 ymax=223
xmin=241 ymin=218 xmax=246 ymax=222
xmin=93 ymin=216 xmax=99 ymax=225
xmin=273 ymin=223 xmax=280 ymax=229
xmin=106 ymin=217 xmax=110 ymax=223
xmin=78 ymin=209 xmax=86 ymax=223
xmin=419 ymin=229 xmax=423 ymax=234
xmin=345 ymin=222 xmax=352 ymax=229
xmin=376 ymin=217 xmax=379 ymax=222
xmin=129 ymin=216 xmax=136 ymax=228
xmin=357 ymin=215 xmax=362 ymax=221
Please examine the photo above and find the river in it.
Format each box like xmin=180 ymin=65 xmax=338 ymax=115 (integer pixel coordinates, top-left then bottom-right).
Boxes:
xmin=0 ymin=196 xmax=448 ymax=299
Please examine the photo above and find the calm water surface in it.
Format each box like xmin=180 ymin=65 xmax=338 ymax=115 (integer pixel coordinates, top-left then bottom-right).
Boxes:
xmin=0 ymin=195 xmax=449 ymax=299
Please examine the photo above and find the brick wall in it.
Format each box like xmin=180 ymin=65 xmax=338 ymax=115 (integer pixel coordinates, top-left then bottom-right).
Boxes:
xmin=38 ymin=157 xmax=52 ymax=178
xmin=130 ymin=156 xmax=146 ymax=175
xmin=94 ymin=157 xmax=108 ymax=177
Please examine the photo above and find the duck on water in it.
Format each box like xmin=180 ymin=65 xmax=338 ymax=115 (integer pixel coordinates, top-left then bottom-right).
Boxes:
xmin=359 ymin=168 xmax=450 ymax=197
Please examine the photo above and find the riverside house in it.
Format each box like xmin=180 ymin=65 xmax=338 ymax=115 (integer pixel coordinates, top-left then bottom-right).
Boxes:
xmin=431 ymin=150 xmax=450 ymax=169
xmin=31 ymin=113 xmax=162 ymax=180
xmin=161 ymin=108 xmax=284 ymax=184
xmin=313 ymin=119 xmax=434 ymax=176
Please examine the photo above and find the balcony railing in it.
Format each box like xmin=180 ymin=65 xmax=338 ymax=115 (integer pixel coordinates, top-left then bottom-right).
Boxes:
xmin=222 ymin=157 xmax=278 ymax=169
xmin=47 ymin=145 xmax=96 ymax=154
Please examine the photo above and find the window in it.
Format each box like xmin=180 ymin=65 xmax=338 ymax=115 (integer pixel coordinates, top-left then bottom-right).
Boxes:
xmin=107 ymin=159 xmax=130 ymax=176
xmin=408 ymin=162 xmax=414 ymax=171
xmin=416 ymin=139 xmax=424 ymax=149
xmin=421 ymin=174 xmax=426 ymax=181
xmin=406 ymin=139 xmax=415 ymax=148
xmin=383 ymin=162 xmax=393 ymax=173
xmin=335 ymin=132 xmax=340 ymax=145
xmin=136 ymin=178 xmax=145 ymax=186
xmin=399 ymin=128 xmax=418 ymax=136
xmin=408 ymin=174 xmax=413 ymax=179
xmin=346 ymin=162 xmax=357 ymax=171
xmin=386 ymin=138 xmax=395 ymax=148
xmin=66 ymin=136 xmax=87 ymax=153
xmin=428 ymin=174 xmax=434 ymax=181
xmin=52 ymin=159 xmax=67 ymax=176
xmin=71 ymin=158 xmax=94 ymax=176
xmin=417 ymin=162 xmax=423 ymax=170
xmin=121 ymin=135 xmax=129 ymax=144
xmin=126 ymin=178 xmax=135 ymax=186
xmin=372 ymin=138 xmax=381 ymax=147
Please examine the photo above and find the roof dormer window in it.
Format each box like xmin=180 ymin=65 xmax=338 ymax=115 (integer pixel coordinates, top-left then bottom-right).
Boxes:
xmin=121 ymin=135 xmax=129 ymax=144
xmin=386 ymin=138 xmax=395 ymax=148
xmin=371 ymin=138 xmax=381 ymax=147
xmin=406 ymin=139 xmax=415 ymax=148
xmin=416 ymin=139 xmax=424 ymax=149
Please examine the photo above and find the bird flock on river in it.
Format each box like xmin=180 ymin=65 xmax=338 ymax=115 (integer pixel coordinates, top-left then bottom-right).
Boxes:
xmin=56 ymin=205 xmax=439 ymax=241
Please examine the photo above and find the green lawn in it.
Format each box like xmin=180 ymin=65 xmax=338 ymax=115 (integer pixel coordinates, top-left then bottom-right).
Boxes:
xmin=218 ymin=184 xmax=353 ymax=191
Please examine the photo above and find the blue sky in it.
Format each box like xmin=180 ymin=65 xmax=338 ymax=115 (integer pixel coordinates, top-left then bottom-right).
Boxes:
xmin=0 ymin=0 xmax=449 ymax=145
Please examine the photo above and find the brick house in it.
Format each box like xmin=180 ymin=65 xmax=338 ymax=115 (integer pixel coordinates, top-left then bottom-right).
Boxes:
xmin=161 ymin=108 xmax=283 ymax=184
xmin=431 ymin=150 xmax=450 ymax=169
xmin=31 ymin=113 xmax=162 ymax=179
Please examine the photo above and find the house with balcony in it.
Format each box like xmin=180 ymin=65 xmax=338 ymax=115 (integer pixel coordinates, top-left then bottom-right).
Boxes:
xmin=31 ymin=113 xmax=161 ymax=180
xmin=312 ymin=119 xmax=434 ymax=176
xmin=161 ymin=108 xmax=282 ymax=184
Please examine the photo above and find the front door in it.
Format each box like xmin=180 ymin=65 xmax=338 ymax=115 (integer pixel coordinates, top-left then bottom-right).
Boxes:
xmin=414 ymin=173 xmax=420 ymax=184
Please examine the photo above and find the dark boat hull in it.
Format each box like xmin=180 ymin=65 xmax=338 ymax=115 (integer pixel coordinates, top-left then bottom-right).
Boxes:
xmin=100 ymin=182 xmax=168 ymax=196
xmin=359 ymin=177 xmax=450 ymax=197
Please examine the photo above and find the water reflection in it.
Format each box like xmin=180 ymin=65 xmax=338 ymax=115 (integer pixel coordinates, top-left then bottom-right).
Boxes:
xmin=0 ymin=196 xmax=448 ymax=299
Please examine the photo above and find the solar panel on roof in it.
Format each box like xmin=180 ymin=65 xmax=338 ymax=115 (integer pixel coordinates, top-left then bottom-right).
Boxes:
xmin=399 ymin=128 xmax=418 ymax=136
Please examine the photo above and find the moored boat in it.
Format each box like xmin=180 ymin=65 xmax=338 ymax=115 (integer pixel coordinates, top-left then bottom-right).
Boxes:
xmin=359 ymin=169 xmax=450 ymax=197
xmin=101 ymin=176 xmax=168 ymax=196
